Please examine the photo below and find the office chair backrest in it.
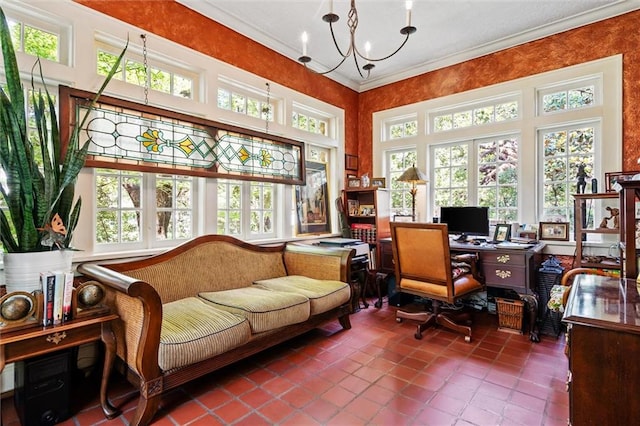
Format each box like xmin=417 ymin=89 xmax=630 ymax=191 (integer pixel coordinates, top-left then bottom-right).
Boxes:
xmin=390 ymin=222 xmax=454 ymax=301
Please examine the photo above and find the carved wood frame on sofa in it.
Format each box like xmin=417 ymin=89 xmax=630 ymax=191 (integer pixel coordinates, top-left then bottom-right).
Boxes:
xmin=78 ymin=235 xmax=354 ymax=425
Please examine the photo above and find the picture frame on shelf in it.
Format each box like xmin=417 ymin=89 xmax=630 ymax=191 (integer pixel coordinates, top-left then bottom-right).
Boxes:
xmin=539 ymin=221 xmax=570 ymax=241
xmin=605 ymin=171 xmax=639 ymax=192
xmin=347 ymin=199 xmax=359 ymax=216
xmin=359 ymin=204 xmax=375 ymax=216
xmin=371 ymin=177 xmax=386 ymax=188
xmin=493 ymin=223 xmax=511 ymax=242
xmin=295 ymin=161 xmax=331 ymax=235
xmin=347 ymin=177 xmax=361 ymax=188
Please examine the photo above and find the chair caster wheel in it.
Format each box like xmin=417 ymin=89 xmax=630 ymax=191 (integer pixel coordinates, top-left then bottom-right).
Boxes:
xmin=396 ymin=317 xmax=402 ymax=323
xmin=464 ymin=336 xmax=472 ymax=343
xmin=414 ymin=332 xmax=423 ymax=340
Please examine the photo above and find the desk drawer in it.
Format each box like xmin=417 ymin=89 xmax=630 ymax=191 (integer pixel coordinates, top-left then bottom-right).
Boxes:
xmin=482 ymin=264 xmax=527 ymax=292
xmin=482 ymin=252 xmax=526 ymax=266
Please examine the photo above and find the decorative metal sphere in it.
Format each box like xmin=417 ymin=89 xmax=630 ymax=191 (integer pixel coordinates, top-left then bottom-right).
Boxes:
xmin=1 ymin=295 xmax=32 ymax=321
xmin=78 ymin=283 xmax=104 ymax=308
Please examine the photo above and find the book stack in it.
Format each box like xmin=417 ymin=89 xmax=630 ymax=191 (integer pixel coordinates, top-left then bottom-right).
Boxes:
xmin=40 ymin=271 xmax=74 ymax=326
xmin=350 ymin=223 xmax=377 ymax=244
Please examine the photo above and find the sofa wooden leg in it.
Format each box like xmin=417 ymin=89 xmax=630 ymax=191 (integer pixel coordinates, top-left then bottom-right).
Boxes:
xmin=130 ymin=394 xmax=161 ymax=426
xmin=338 ymin=314 xmax=352 ymax=329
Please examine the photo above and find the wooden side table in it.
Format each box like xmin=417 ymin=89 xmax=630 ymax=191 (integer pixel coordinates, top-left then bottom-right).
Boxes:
xmin=0 ymin=313 xmax=120 ymax=420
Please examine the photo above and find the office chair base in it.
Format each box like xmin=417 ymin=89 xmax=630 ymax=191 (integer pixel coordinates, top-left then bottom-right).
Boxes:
xmin=396 ymin=309 xmax=473 ymax=342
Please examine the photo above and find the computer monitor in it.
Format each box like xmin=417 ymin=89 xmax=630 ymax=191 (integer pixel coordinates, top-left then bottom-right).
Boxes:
xmin=439 ymin=206 xmax=490 ymax=241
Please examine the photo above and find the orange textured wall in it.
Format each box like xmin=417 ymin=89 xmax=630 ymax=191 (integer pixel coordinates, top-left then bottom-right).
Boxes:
xmin=74 ymin=0 xmax=360 ymax=159
xmin=76 ymin=1 xmax=639 ymax=177
xmin=358 ymin=10 xmax=640 ymax=175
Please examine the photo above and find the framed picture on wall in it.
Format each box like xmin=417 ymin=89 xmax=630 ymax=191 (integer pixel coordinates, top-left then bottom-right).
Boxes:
xmin=295 ymin=161 xmax=331 ymax=235
xmin=345 ymin=154 xmax=358 ymax=171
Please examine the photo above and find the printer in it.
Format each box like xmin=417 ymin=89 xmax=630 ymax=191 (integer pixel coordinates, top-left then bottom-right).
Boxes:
xmin=317 ymin=238 xmax=370 ymax=258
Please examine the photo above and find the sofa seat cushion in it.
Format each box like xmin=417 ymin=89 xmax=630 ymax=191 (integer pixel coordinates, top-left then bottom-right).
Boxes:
xmin=254 ymin=275 xmax=350 ymax=315
xmin=159 ymin=297 xmax=251 ymax=372
xmin=199 ymin=287 xmax=310 ymax=333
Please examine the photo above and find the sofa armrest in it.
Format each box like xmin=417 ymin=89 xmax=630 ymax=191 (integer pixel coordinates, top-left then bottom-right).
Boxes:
xmin=283 ymin=244 xmax=354 ymax=282
xmin=78 ymin=263 xmax=162 ymax=384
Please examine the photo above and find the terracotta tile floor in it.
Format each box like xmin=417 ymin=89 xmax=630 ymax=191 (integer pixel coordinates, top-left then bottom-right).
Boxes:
xmin=1 ymin=300 xmax=569 ymax=425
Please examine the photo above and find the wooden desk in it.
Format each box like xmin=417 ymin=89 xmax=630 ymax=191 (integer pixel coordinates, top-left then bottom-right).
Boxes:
xmin=563 ymin=275 xmax=640 ymax=425
xmin=449 ymin=241 xmax=545 ymax=295
xmin=0 ymin=314 xmax=120 ymax=420
xmin=380 ymin=238 xmax=545 ymax=339
xmin=380 ymin=238 xmax=545 ymax=294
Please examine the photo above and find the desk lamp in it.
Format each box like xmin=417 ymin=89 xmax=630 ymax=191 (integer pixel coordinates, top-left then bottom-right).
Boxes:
xmin=397 ymin=164 xmax=427 ymax=221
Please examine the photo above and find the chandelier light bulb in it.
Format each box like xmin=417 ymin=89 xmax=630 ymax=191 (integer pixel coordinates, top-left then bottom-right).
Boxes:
xmin=406 ymin=1 xmax=413 ymax=26
xmin=301 ymin=32 xmax=308 ymax=56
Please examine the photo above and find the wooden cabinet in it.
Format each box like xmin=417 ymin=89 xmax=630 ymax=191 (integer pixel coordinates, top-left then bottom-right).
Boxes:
xmin=573 ymin=192 xmax=620 ymax=271
xmin=344 ymin=188 xmax=390 ymax=250
xmin=618 ymin=180 xmax=640 ymax=278
xmin=563 ymin=275 xmax=640 ymax=425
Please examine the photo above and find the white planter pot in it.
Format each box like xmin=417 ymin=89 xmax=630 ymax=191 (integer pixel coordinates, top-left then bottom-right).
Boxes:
xmin=2 ymin=250 xmax=74 ymax=294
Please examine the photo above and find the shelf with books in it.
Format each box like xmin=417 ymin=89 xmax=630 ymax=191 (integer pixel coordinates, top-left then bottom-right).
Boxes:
xmin=344 ymin=188 xmax=390 ymax=248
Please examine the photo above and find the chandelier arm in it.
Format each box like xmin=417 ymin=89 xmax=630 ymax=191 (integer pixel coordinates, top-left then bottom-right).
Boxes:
xmin=328 ymin=21 xmax=352 ymax=59
xmin=362 ymin=33 xmax=412 ymax=63
xmin=351 ymin=52 xmax=367 ymax=79
xmin=303 ymin=55 xmax=350 ymax=75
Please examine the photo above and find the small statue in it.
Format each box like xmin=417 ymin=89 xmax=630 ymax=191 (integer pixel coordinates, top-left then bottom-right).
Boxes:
xmin=599 ymin=206 xmax=620 ymax=229
xmin=598 ymin=216 xmax=610 ymax=229
xmin=607 ymin=206 xmax=620 ymax=229
xmin=576 ymin=163 xmax=588 ymax=194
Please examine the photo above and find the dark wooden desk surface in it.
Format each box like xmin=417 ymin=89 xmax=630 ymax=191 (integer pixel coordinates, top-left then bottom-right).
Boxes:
xmin=564 ymin=274 xmax=640 ymax=332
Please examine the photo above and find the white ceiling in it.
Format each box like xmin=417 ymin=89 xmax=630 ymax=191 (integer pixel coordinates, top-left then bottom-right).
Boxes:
xmin=178 ymin=0 xmax=640 ymax=92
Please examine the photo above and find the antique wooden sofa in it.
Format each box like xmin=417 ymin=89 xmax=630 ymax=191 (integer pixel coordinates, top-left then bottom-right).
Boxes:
xmin=78 ymin=234 xmax=354 ymax=425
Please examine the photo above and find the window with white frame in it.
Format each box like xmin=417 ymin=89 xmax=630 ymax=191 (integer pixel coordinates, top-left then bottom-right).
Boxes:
xmin=538 ymin=78 xmax=597 ymax=114
xmin=6 ymin=14 xmax=65 ymax=63
xmin=97 ymin=43 xmax=196 ymax=100
xmin=540 ymin=124 xmax=597 ymax=227
xmin=373 ymin=56 xmax=619 ymax=244
xmin=217 ymin=180 xmax=276 ymax=240
xmin=388 ymin=150 xmax=418 ymax=217
xmin=95 ymin=169 xmax=195 ymax=249
xmin=432 ymin=136 xmax=519 ymax=222
xmin=432 ymin=98 xmax=519 ymax=133
xmin=292 ymin=103 xmax=330 ymax=137
xmin=385 ymin=116 xmax=418 ymax=140
xmin=218 ymin=87 xmax=273 ymax=121
xmin=3 ymin=1 xmax=345 ymax=259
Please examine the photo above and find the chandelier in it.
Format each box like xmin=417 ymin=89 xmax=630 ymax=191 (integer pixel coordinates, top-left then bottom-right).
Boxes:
xmin=298 ymin=0 xmax=417 ymax=79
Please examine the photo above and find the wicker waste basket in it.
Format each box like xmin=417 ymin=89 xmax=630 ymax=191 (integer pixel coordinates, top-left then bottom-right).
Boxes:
xmin=496 ymin=297 xmax=524 ymax=334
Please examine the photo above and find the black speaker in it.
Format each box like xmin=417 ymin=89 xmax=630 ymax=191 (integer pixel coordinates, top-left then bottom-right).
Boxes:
xmin=14 ymin=349 xmax=72 ymax=426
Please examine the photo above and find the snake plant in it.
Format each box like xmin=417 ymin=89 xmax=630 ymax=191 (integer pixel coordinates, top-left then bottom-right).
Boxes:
xmin=0 ymin=7 xmax=126 ymax=252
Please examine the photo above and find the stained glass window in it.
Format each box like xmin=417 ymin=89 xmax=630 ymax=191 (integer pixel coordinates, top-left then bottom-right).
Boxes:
xmin=60 ymin=86 xmax=304 ymax=185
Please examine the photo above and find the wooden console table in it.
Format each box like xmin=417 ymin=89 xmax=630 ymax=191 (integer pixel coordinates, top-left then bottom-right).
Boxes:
xmin=563 ymin=274 xmax=640 ymax=425
xmin=0 ymin=313 xmax=120 ymax=420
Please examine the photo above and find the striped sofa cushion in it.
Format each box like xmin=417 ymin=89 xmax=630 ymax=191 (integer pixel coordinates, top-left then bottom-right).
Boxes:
xmin=199 ymin=287 xmax=310 ymax=333
xmin=254 ymin=275 xmax=350 ymax=315
xmin=159 ymin=297 xmax=251 ymax=371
